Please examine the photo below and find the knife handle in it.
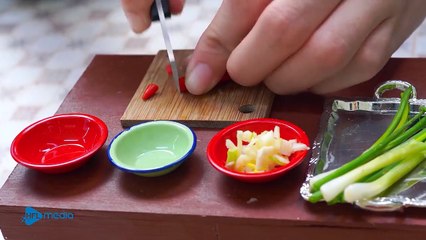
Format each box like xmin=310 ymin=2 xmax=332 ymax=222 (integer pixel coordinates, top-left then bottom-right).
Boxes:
xmin=150 ymin=0 xmax=171 ymax=21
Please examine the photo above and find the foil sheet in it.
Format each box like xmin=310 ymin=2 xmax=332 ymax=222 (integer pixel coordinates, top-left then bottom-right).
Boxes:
xmin=300 ymin=80 xmax=426 ymax=211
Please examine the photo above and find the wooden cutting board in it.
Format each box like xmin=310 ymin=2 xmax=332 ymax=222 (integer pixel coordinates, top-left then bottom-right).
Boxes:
xmin=120 ymin=50 xmax=275 ymax=128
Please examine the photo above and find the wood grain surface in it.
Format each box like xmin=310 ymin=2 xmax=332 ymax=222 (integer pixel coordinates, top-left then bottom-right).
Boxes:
xmin=120 ymin=50 xmax=275 ymax=128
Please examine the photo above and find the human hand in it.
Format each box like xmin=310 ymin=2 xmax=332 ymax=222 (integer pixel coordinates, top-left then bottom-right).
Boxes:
xmin=185 ymin=0 xmax=426 ymax=95
xmin=121 ymin=0 xmax=185 ymax=33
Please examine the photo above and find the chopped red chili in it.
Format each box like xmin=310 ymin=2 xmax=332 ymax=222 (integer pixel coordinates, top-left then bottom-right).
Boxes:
xmin=220 ymin=71 xmax=231 ymax=83
xmin=142 ymin=83 xmax=159 ymax=100
xmin=165 ymin=64 xmax=232 ymax=92
xmin=165 ymin=64 xmax=172 ymax=76
xmin=179 ymin=76 xmax=187 ymax=93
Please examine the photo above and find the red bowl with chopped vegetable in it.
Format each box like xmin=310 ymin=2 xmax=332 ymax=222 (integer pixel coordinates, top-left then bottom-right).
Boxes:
xmin=207 ymin=118 xmax=309 ymax=183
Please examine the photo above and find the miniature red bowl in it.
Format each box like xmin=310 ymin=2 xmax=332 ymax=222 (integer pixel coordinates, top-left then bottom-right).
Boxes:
xmin=10 ymin=113 xmax=108 ymax=174
xmin=207 ymin=118 xmax=309 ymax=183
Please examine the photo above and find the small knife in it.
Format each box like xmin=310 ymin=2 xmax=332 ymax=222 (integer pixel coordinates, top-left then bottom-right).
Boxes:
xmin=150 ymin=0 xmax=181 ymax=92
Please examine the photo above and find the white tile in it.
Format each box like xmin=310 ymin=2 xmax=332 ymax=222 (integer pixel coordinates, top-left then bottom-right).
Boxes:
xmin=36 ymin=0 xmax=68 ymax=12
xmin=107 ymin=9 xmax=129 ymax=24
xmin=100 ymin=22 xmax=132 ymax=37
xmin=28 ymin=33 xmax=69 ymax=54
xmin=145 ymin=37 xmax=167 ymax=55
xmin=186 ymin=0 xmax=201 ymax=4
xmin=170 ymin=32 xmax=197 ymax=49
xmin=34 ymin=102 xmax=63 ymax=120
xmin=416 ymin=20 xmax=426 ymax=34
xmin=200 ymin=0 xmax=222 ymax=11
xmin=2 ymin=66 xmax=43 ymax=90
xmin=137 ymin=23 xmax=162 ymax=39
xmin=0 ymin=120 xmax=33 ymax=148
xmin=0 ymin=34 xmax=9 ymax=50
xmin=67 ymin=20 xmax=106 ymax=40
xmin=64 ymin=66 xmax=86 ymax=90
xmin=119 ymin=48 xmax=144 ymax=55
xmin=0 ymin=49 xmax=25 ymax=72
xmin=416 ymin=35 xmax=426 ymax=56
xmin=88 ymin=0 xmax=120 ymax=11
xmin=89 ymin=36 xmax=127 ymax=54
xmin=0 ymin=0 xmax=14 ymax=11
xmin=46 ymin=49 xmax=87 ymax=70
xmin=0 ymin=99 xmax=16 ymax=122
xmin=0 ymin=155 xmax=17 ymax=189
xmin=188 ymin=20 xmax=210 ymax=39
xmin=52 ymin=6 xmax=91 ymax=25
xmin=172 ymin=5 xmax=201 ymax=26
xmin=0 ymin=8 xmax=34 ymax=25
xmin=14 ymin=84 xmax=68 ymax=106
xmin=11 ymin=19 xmax=52 ymax=39
xmin=392 ymin=48 xmax=413 ymax=58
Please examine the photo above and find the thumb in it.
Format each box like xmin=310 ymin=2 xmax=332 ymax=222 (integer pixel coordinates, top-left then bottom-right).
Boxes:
xmin=122 ymin=0 xmax=185 ymax=33
xmin=185 ymin=0 xmax=271 ymax=95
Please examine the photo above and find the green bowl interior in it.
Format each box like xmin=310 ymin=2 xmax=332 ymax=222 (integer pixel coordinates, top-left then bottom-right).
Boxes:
xmin=110 ymin=122 xmax=194 ymax=171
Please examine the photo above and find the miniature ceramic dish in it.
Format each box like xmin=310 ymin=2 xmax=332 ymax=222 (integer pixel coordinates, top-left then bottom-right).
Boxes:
xmin=10 ymin=113 xmax=108 ymax=174
xmin=108 ymin=121 xmax=196 ymax=177
xmin=207 ymin=118 xmax=310 ymax=183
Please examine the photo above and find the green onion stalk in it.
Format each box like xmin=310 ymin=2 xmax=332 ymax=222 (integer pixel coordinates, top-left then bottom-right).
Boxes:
xmin=308 ymin=87 xmax=426 ymax=204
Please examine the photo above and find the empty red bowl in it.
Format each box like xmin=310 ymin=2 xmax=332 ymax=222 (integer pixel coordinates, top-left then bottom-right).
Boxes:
xmin=207 ymin=118 xmax=309 ymax=183
xmin=10 ymin=113 xmax=108 ymax=174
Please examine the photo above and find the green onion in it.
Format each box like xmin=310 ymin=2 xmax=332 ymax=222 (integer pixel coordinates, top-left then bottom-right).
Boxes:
xmin=319 ymin=140 xmax=426 ymax=202
xmin=344 ymin=152 xmax=426 ymax=203
xmin=307 ymin=86 xmax=426 ymax=204
xmin=369 ymin=86 xmax=412 ymax=149
xmin=310 ymin=87 xmax=413 ymax=192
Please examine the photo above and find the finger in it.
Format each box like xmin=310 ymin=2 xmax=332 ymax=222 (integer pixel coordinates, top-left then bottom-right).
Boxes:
xmin=121 ymin=0 xmax=154 ymax=33
xmin=264 ymin=0 xmax=398 ymax=95
xmin=170 ymin=0 xmax=185 ymax=14
xmin=122 ymin=0 xmax=185 ymax=33
xmin=310 ymin=18 xmax=396 ymax=94
xmin=311 ymin=1 xmax=426 ymax=94
xmin=185 ymin=0 xmax=271 ymax=95
xmin=227 ymin=0 xmax=342 ymax=87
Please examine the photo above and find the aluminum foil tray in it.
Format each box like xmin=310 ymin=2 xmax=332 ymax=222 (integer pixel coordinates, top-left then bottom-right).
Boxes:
xmin=300 ymin=80 xmax=426 ymax=211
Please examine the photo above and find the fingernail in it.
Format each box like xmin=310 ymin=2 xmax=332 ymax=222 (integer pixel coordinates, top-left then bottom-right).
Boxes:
xmin=186 ymin=63 xmax=213 ymax=95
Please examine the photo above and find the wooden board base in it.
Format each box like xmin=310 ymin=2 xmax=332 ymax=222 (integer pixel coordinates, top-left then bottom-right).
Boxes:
xmin=120 ymin=50 xmax=275 ymax=128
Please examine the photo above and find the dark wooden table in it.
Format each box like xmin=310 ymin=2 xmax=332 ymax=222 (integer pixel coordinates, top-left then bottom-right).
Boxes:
xmin=1 ymin=55 xmax=426 ymax=240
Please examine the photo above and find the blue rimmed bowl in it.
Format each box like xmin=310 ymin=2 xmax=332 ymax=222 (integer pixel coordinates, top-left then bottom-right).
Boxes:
xmin=108 ymin=121 xmax=196 ymax=177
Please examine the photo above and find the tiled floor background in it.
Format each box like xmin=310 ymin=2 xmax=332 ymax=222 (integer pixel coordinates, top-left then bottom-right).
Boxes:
xmin=0 ymin=1 xmax=424 ymax=236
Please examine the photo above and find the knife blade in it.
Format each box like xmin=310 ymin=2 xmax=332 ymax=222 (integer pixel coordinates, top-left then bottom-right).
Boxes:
xmin=152 ymin=0 xmax=181 ymax=91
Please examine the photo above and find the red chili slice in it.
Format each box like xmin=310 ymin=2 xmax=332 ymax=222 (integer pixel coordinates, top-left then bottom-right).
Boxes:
xmin=220 ymin=71 xmax=231 ymax=83
xmin=165 ymin=64 xmax=172 ymax=76
xmin=142 ymin=83 xmax=159 ymax=100
xmin=179 ymin=76 xmax=187 ymax=93
xmin=165 ymin=64 xmax=231 ymax=92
